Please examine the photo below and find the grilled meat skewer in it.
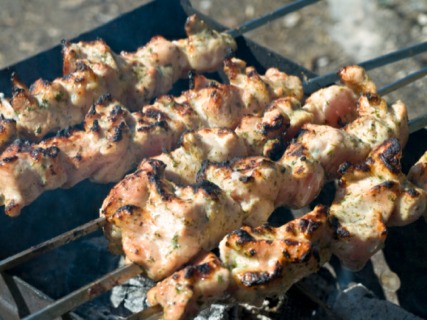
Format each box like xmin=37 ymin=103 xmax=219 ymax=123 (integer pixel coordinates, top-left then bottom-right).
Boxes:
xmin=146 ymin=138 xmax=427 ymax=319
xmin=101 ymin=72 xmax=412 ymax=282
xmin=0 ymin=58 xmax=305 ymax=216
xmin=0 ymin=15 xmax=236 ymax=151
xmin=0 ymin=62 xmax=372 ymax=217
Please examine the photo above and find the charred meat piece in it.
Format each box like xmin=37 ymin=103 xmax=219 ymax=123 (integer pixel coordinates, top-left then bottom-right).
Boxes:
xmin=146 ymin=252 xmax=231 ymax=320
xmin=220 ymin=205 xmax=332 ymax=305
xmin=101 ymin=159 xmax=244 ymax=281
xmin=330 ymin=138 xmax=427 ymax=270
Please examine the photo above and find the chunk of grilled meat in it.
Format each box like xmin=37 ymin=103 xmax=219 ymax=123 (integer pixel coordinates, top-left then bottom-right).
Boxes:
xmin=220 ymin=205 xmax=332 ymax=305
xmin=201 ymin=157 xmax=284 ymax=227
xmin=345 ymin=94 xmax=408 ymax=149
xmin=200 ymin=151 xmax=324 ymax=226
xmin=0 ymin=58 xmax=302 ymax=216
xmin=235 ymin=65 xmax=375 ymax=152
xmin=302 ymin=85 xmax=358 ymax=128
xmin=154 ymin=128 xmax=249 ymax=185
xmin=330 ymin=138 xmax=427 ymax=270
xmin=0 ymin=15 xmax=236 ymax=146
xmin=338 ymin=64 xmax=377 ymax=95
xmin=102 ymin=159 xmax=244 ymax=281
xmin=146 ymin=252 xmax=231 ymax=320
xmin=279 ymin=90 xmax=408 ymax=180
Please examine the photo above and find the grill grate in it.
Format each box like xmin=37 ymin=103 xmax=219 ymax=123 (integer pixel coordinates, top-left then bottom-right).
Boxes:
xmin=1 ymin=0 xmax=427 ymax=319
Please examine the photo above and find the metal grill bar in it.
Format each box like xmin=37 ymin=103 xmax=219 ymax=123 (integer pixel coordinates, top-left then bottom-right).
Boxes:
xmin=304 ymin=41 xmax=427 ymax=94
xmin=0 ymin=217 xmax=106 ymax=272
xmin=226 ymin=0 xmax=321 ymax=38
xmin=22 ymin=263 xmax=142 ymax=320
xmin=377 ymin=65 xmax=427 ymax=96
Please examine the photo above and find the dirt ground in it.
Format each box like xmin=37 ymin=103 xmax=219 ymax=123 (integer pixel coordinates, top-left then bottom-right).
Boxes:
xmin=1 ymin=0 xmax=427 ymax=319
xmin=1 ymin=0 xmax=426 ymax=117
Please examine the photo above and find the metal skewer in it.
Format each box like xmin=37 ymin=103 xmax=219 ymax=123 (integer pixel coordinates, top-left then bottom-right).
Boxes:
xmin=304 ymin=41 xmax=427 ymax=94
xmin=377 ymin=65 xmax=427 ymax=96
xmin=226 ymin=0 xmax=321 ymax=38
xmin=180 ymin=0 xmax=321 ymax=37
xmin=0 ymin=217 xmax=106 ymax=272
xmin=22 ymin=263 xmax=142 ymax=320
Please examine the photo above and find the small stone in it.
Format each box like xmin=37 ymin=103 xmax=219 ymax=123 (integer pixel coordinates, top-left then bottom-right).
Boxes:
xmin=315 ymin=56 xmax=330 ymax=68
xmin=199 ymin=0 xmax=212 ymax=12
xmin=282 ymin=12 xmax=301 ymax=28
xmin=245 ymin=5 xmax=255 ymax=18
xmin=417 ymin=13 xmax=427 ymax=26
xmin=59 ymin=0 xmax=85 ymax=10
xmin=47 ymin=27 xmax=61 ymax=38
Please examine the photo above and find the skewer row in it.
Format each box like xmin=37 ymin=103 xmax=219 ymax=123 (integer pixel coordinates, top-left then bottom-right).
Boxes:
xmin=1 ymin=1 xmax=427 ymax=319
xmin=6 ymin=67 xmax=426 ymax=320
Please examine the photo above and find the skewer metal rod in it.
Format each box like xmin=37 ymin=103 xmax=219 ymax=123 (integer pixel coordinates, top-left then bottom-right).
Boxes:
xmin=226 ymin=0 xmax=321 ymax=38
xmin=0 ymin=217 xmax=106 ymax=272
xmin=22 ymin=263 xmax=142 ymax=320
xmin=304 ymin=41 xmax=427 ymax=94
xmin=377 ymin=65 xmax=427 ymax=96
xmin=360 ymin=41 xmax=427 ymax=71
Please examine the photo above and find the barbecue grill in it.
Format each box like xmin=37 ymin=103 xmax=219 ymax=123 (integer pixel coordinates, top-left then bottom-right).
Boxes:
xmin=1 ymin=0 xmax=427 ymax=319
